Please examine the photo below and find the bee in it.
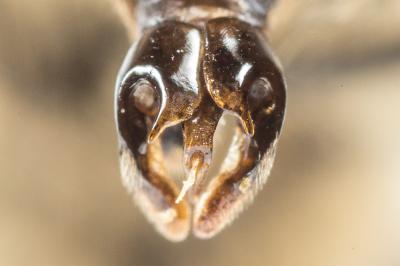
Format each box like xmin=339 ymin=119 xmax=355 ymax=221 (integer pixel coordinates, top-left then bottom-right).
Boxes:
xmin=114 ymin=0 xmax=286 ymax=241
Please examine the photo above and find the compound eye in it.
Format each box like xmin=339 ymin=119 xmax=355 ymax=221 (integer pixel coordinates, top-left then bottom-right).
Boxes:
xmin=247 ymin=78 xmax=275 ymax=114
xmin=130 ymin=79 xmax=160 ymax=116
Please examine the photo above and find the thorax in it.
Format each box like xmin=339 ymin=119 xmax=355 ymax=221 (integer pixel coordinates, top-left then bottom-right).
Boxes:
xmin=135 ymin=0 xmax=273 ymax=31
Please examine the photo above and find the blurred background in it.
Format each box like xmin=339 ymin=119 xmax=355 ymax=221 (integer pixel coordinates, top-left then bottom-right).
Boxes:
xmin=0 ymin=0 xmax=399 ymax=265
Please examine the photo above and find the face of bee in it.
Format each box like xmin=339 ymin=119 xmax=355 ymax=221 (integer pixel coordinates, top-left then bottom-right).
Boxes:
xmin=115 ymin=17 xmax=286 ymax=241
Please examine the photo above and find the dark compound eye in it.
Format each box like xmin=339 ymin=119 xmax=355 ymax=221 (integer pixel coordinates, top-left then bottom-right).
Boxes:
xmin=247 ymin=78 xmax=275 ymax=114
xmin=130 ymin=79 xmax=160 ymax=116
